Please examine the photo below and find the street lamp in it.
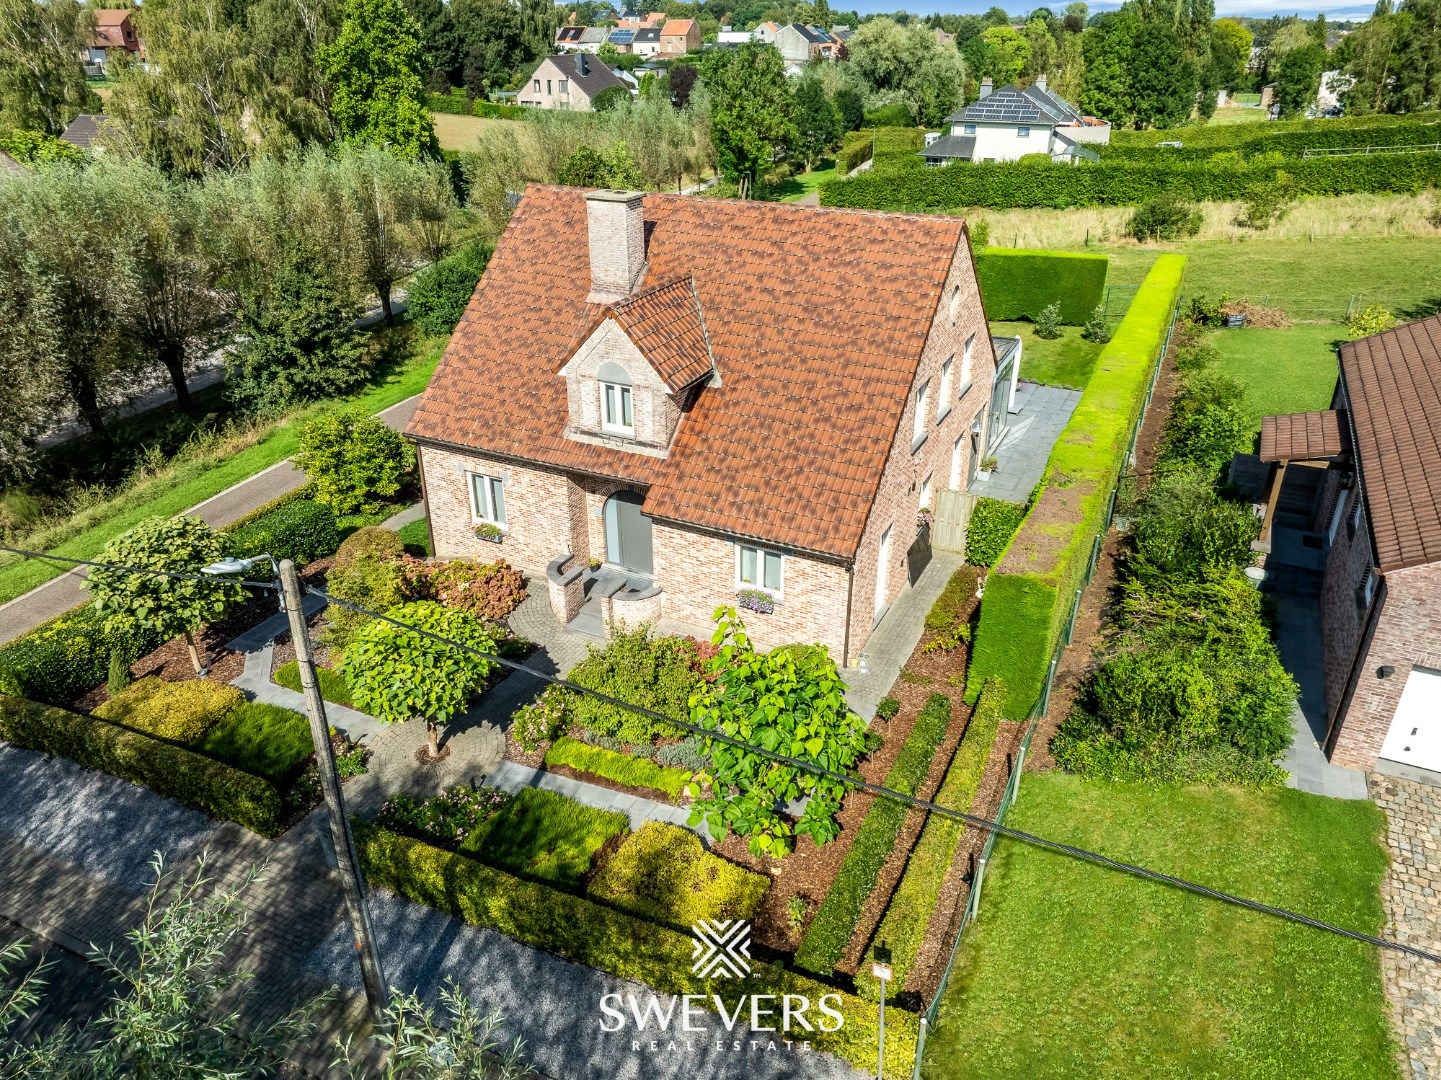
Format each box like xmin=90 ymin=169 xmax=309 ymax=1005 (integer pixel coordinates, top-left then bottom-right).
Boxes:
xmin=201 ymin=554 xmax=283 ymax=609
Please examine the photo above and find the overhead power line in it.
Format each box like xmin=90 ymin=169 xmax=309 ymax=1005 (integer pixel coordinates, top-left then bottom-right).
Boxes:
xmin=4 ymin=542 xmax=1437 ymax=965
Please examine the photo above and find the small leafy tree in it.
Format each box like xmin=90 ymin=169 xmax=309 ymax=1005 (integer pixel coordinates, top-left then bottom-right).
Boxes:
xmin=87 ymin=516 xmax=246 ymax=675
xmin=1348 ymin=303 xmax=1396 ymax=339
xmin=1237 ymin=171 xmax=1296 ymax=231
xmin=1127 ymin=194 xmax=1202 ymax=242
xmin=1081 ymin=302 xmax=1112 ymax=343
xmin=1033 ymin=300 xmax=1063 ymax=340
xmin=793 ymin=75 xmax=840 ymax=170
xmin=295 ymin=405 xmax=414 ymax=514
xmin=687 ymin=609 xmax=866 ymax=857
xmin=343 ymin=600 xmax=499 ymax=761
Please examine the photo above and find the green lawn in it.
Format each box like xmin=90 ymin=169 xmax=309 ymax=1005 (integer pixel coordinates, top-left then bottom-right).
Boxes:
xmin=1207 ymin=106 xmax=1269 ymax=126
xmin=274 ymin=661 xmax=355 ymax=709
xmin=777 ymin=161 xmax=837 ymax=202
xmin=0 ymin=335 xmax=444 ymax=606
xmin=923 ymin=774 xmax=1395 ymax=1080
xmin=992 ymin=321 xmax=1104 ymax=389
xmin=198 ymin=700 xmax=313 ymax=780
xmin=461 ymin=787 xmax=629 ymax=886
xmin=1211 ymin=324 xmax=1342 ymax=438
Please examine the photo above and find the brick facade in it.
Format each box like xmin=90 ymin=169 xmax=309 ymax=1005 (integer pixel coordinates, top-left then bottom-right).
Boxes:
xmin=561 ymin=319 xmax=686 ymax=452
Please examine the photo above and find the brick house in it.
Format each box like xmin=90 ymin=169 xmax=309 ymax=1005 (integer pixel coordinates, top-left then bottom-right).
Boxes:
xmin=406 ymin=187 xmax=998 ymax=664
xmin=86 ymin=9 xmax=141 ymax=74
xmin=1259 ymin=314 xmax=1441 ymax=771
xmin=658 ymin=18 xmax=700 ymax=56
xmin=517 ymin=54 xmax=627 ymax=111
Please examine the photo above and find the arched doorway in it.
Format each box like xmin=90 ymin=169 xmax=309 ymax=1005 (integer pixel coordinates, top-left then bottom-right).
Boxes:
xmin=603 ymin=490 xmax=653 ymax=574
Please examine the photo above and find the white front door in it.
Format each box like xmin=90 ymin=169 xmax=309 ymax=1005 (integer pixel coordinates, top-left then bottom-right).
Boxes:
xmin=874 ymin=526 xmax=892 ymax=622
xmin=1379 ymin=667 xmax=1441 ymax=771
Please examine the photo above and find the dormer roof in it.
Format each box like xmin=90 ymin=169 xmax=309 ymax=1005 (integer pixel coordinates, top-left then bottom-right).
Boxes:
xmin=594 ymin=276 xmax=713 ymax=392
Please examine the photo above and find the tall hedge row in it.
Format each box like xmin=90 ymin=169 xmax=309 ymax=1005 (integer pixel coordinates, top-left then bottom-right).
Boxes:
xmin=355 ymin=823 xmax=920 ymax=1078
xmin=974 ymin=248 xmax=1108 ymax=325
xmin=966 ymin=254 xmax=1187 ymax=718
xmin=1108 ymin=108 xmax=1441 ymax=150
xmin=820 ymin=152 xmax=1441 ymax=212
xmin=1103 ymin=117 xmax=1441 ymax=162
xmin=0 ymin=695 xmax=284 ymax=835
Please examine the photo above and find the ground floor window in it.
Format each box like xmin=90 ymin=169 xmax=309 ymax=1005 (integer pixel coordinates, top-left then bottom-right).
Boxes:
xmin=468 ymin=472 xmax=507 ymax=528
xmin=737 ymin=543 xmax=783 ymax=594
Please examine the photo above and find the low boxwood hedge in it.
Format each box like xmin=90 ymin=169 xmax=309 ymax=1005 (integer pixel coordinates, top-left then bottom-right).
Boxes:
xmin=974 ymin=249 xmax=1108 ymax=326
xmin=965 ymin=497 xmax=1028 ymax=568
xmin=0 ymin=605 xmax=166 ymax=707
xmin=226 ymin=498 xmax=340 ymax=568
xmin=0 ymin=695 xmax=284 ymax=835
xmin=94 ymin=676 xmax=243 ymax=743
xmin=355 ymin=822 xmax=918 ymax=1077
xmin=967 ymin=254 xmax=1187 ymax=718
xmin=795 ymin=692 xmax=953 ymax=976
xmin=544 ymin=736 xmax=692 ymax=798
xmin=854 ymin=677 xmax=1007 ymax=1000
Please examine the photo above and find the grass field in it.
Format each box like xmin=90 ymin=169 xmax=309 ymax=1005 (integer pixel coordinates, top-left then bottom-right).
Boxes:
xmin=431 ymin=112 xmax=532 ymax=152
xmin=992 ymin=321 xmax=1104 ymax=389
xmin=1211 ymin=324 xmax=1342 ymax=437
xmin=778 ymin=161 xmax=837 ymax=202
xmin=923 ymin=774 xmax=1395 ymax=1080
xmin=1207 ymin=105 xmax=1269 ymax=126
xmin=0 ymin=335 xmax=445 ymax=606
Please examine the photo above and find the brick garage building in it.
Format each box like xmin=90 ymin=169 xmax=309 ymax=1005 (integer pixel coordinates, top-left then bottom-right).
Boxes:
xmin=1262 ymin=314 xmax=1441 ymax=771
xmin=406 ymin=186 xmax=999 ymax=664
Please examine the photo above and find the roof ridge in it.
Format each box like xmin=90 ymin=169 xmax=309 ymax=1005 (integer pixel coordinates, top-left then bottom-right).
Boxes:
xmin=608 ymin=274 xmax=693 ymax=313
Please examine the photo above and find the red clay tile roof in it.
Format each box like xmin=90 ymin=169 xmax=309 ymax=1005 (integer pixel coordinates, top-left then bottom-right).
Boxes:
xmin=405 ymin=186 xmax=965 ymax=560
xmin=1339 ymin=313 xmax=1441 ymax=573
xmin=601 ymin=276 xmax=712 ymax=392
xmin=661 ymin=18 xmax=696 ymax=34
xmin=1259 ymin=409 xmax=1347 ymax=463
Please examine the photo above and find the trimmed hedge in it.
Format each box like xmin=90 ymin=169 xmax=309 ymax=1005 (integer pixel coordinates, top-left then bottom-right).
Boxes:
xmin=967 ymin=254 xmax=1187 ymax=718
xmin=0 ymin=606 xmax=115 ymax=706
xmin=837 ymin=136 xmax=873 ymax=174
xmin=855 ymin=676 xmax=1007 ymax=1000
xmin=273 ymin=660 xmax=355 ymax=708
xmin=795 ymin=693 xmax=953 ymax=976
xmin=1104 ymin=118 xmax=1441 ymax=162
xmin=965 ymin=497 xmax=1028 ymax=568
xmin=0 ymin=695 xmax=284 ymax=835
xmin=225 ymin=498 xmax=340 ymax=568
xmin=974 ymin=248 xmax=1108 ymax=326
xmin=94 ymin=676 xmax=243 ymax=743
xmin=1108 ymin=108 xmax=1441 ymax=151
xmin=544 ymin=736 xmax=692 ymax=798
xmin=589 ymin=821 xmax=769 ymax=926
xmin=820 ymin=151 xmax=1441 ymax=212
xmin=355 ymin=822 xmax=919 ymax=1077
xmin=426 ymin=91 xmax=529 ymax=120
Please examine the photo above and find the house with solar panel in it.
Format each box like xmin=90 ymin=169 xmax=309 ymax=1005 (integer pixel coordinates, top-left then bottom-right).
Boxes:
xmin=920 ymin=76 xmax=1110 ymax=166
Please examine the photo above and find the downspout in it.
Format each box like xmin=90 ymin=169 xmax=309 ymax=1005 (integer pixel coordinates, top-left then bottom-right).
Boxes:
xmin=842 ymin=561 xmax=855 ymax=669
xmin=1324 ymin=574 xmax=1387 ymax=759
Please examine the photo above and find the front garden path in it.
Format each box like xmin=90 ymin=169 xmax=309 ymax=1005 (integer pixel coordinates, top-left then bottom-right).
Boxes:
xmin=1370 ymin=773 xmax=1441 ymax=1080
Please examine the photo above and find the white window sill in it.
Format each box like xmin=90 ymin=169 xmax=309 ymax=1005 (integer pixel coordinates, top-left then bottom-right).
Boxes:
xmin=936 ymin=404 xmax=953 ymax=424
xmin=911 ymin=433 xmax=929 ymax=454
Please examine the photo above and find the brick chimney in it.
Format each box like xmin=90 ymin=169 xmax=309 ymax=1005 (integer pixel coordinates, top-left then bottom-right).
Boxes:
xmin=585 ymin=189 xmax=646 ymax=304
xmin=979 ymin=77 xmax=993 ymax=99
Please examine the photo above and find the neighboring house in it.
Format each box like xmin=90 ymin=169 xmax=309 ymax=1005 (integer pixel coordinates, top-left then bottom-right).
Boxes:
xmin=85 ymin=8 xmax=141 ymax=75
xmin=715 ymin=28 xmax=753 ymax=46
xmin=405 ymin=187 xmax=999 ymax=664
xmin=606 ymin=28 xmax=637 ymax=52
xmin=773 ymin=23 xmax=837 ymax=69
xmin=921 ymin=76 xmax=1110 ymax=165
xmin=659 ymin=19 xmax=699 ymax=56
xmin=1257 ymin=314 xmax=1441 ymax=773
xmin=616 ymin=10 xmax=666 ymax=29
xmin=517 ymin=54 xmax=626 ymax=111
xmin=59 ymin=113 xmax=106 ymax=151
xmin=1316 ymin=70 xmax=1344 ymax=112
xmin=753 ymin=21 xmax=780 ymax=42
xmin=632 ymin=27 xmax=662 ymax=57
xmin=554 ymin=25 xmax=609 ymax=53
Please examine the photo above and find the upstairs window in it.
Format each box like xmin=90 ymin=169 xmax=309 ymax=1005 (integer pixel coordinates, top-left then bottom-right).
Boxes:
xmin=963 ymin=123 xmax=977 ymax=135
xmin=948 ymin=285 xmax=961 ymax=323
xmin=937 ymin=358 xmax=954 ymax=420
xmin=598 ymin=361 xmax=634 ymax=435
xmin=468 ymin=472 xmax=507 ymax=528
xmin=913 ymin=380 xmax=930 ymax=449
xmin=1017 ymin=125 xmax=1031 ymax=138
xmin=960 ymin=334 xmax=975 ymax=393
xmin=738 ymin=543 xmax=783 ymax=594
xmin=533 ymin=79 xmax=541 ymax=92
xmin=559 ymin=79 xmax=569 ymax=94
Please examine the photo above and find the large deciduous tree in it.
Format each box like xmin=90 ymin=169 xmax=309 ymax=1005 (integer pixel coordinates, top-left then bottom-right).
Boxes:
xmin=0 ymin=205 xmax=62 ymax=483
xmin=0 ymin=0 xmax=99 ymax=135
xmin=1274 ymin=41 xmax=1327 ymax=117
xmin=319 ymin=0 xmax=439 ymax=159
xmin=1209 ymin=18 xmax=1253 ymax=92
xmin=343 ymin=600 xmax=499 ymax=761
xmin=701 ymin=42 xmax=795 ymax=199
xmin=87 ymin=516 xmax=246 ymax=675
xmin=793 ymin=74 xmax=840 ymax=170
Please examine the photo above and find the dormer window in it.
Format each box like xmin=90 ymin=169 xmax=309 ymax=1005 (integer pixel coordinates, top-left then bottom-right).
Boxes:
xmin=599 ymin=361 xmax=634 ymax=435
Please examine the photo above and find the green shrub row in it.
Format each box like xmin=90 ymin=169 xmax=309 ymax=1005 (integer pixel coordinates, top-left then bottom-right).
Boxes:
xmin=855 ymin=677 xmax=1007 ymax=1000
xmin=226 ymin=498 xmax=340 ymax=569
xmin=1104 ymin=117 xmax=1441 ymax=162
xmin=0 ymin=605 xmax=164 ymax=706
xmin=967 ymin=254 xmax=1187 ymax=718
xmin=426 ymin=92 xmax=529 ymax=120
xmin=355 ymin=822 xmax=919 ymax=1077
xmin=965 ymin=497 xmax=1028 ymax=569
xmin=820 ymin=151 xmax=1441 ymax=212
xmin=544 ymin=736 xmax=692 ymax=798
xmin=863 ymin=102 xmax=915 ymax=128
xmin=871 ymin=126 xmax=925 ymax=165
xmin=974 ymin=248 xmax=1108 ymax=326
xmin=795 ymin=692 xmax=953 ymax=976
xmin=1108 ymin=108 xmax=1441 ymax=150
xmin=94 ymin=676 xmax=243 ymax=743
xmin=0 ymin=695 xmax=284 ymax=835
xmin=589 ymin=821 xmax=769 ymax=927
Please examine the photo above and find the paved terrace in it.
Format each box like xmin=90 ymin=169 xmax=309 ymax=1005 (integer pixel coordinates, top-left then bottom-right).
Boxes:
xmin=967 ymin=382 xmax=1081 ymax=505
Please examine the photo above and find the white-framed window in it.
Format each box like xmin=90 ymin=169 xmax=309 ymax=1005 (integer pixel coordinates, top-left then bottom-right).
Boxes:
xmin=937 ymin=359 xmax=953 ymax=420
xmin=468 ymin=472 xmax=507 ymax=528
xmin=737 ymin=543 xmax=783 ymax=595
xmin=601 ymin=381 xmax=634 ymax=434
xmin=960 ymin=334 xmax=974 ymax=393
xmin=1017 ymin=125 xmax=1030 ymax=138
xmin=558 ymin=79 xmax=568 ymax=94
xmin=920 ymin=473 xmax=933 ymax=509
xmin=1327 ymin=488 xmax=1349 ymax=545
xmin=533 ymin=79 xmax=541 ymax=92
xmin=912 ymin=380 xmax=930 ymax=448
xmin=963 ymin=123 xmax=976 ymax=135
xmin=950 ymin=435 xmax=963 ymax=489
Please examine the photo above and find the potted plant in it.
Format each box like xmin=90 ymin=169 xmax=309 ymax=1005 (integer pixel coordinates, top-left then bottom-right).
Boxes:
xmin=917 ymin=507 xmax=934 ymax=530
xmin=737 ymin=588 xmax=777 ymax=614
xmin=473 ymin=522 xmax=503 ymax=544
xmin=587 ymin=555 xmax=603 ymax=571
xmin=976 ymin=455 xmax=999 ymax=479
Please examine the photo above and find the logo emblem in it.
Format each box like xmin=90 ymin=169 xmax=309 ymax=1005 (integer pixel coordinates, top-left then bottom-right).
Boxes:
xmin=690 ymin=919 xmax=752 ymax=978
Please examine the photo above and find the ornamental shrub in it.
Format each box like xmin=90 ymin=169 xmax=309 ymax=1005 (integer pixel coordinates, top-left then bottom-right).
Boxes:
xmin=0 ymin=696 xmax=284 ymax=835
xmin=1158 ymin=370 xmax=1250 ymax=479
xmin=589 ymin=822 xmax=770 ymax=927
xmin=0 ymin=605 xmax=129 ymax=705
xmin=1236 ymin=171 xmax=1296 ymax=230
xmin=404 ymin=559 xmax=527 ymax=623
xmin=1127 ymin=195 xmax=1203 ymax=242
xmin=1348 ymin=303 xmax=1397 ymax=339
xmin=94 ymin=677 xmax=244 ymax=744
xmin=1034 ymin=301 xmax=1062 ymax=340
xmin=1082 ymin=304 xmax=1113 ymax=344
xmin=331 ymin=526 xmax=407 ymax=572
xmin=324 ymin=546 xmax=409 ymax=650
xmin=836 ymin=136 xmax=874 ymax=174
xmin=406 ymin=242 xmax=493 ymax=336
xmin=1129 ymin=468 xmax=1258 ymax=583
xmin=226 ymin=499 xmax=340 ymax=568
xmin=293 ymin=406 xmax=413 ymax=515
xmin=965 ymin=497 xmax=1027 ymax=568
xmin=560 ymin=627 xmax=704 ymax=746
xmin=544 ymin=737 xmax=692 ymax=798
xmin=875 ymin=696 xmax=900 ymax=721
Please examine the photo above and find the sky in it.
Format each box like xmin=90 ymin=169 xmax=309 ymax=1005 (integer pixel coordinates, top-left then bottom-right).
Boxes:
xmin=846 ymin=0 xmax=1376 ymax=17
